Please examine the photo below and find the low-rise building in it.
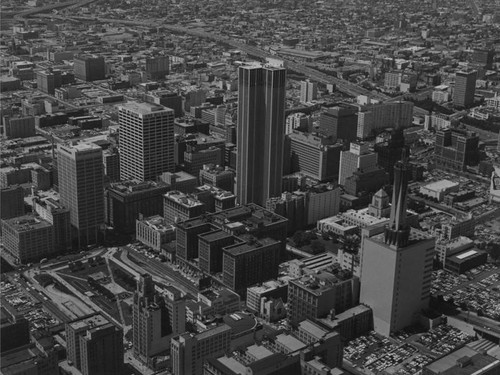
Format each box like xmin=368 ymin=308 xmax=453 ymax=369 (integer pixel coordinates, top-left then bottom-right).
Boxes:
xmin=136 ymin=215 xmax=176 ymax=251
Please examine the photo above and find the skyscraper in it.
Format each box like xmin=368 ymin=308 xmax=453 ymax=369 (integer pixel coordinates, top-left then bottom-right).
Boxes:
xmin=359 ymin=156 xmax=435 ymax=336
xmin=300 ymin=79 xmax=317 ymax=103
xmin=237 ymin=63 xmax=286 ymax=206
xmin=57 ymin=142 xmax=104 ymax=248
xmin=118 ymin=102 xmax=175 ymax=181
xmin=338 ymin=142 xmax=378 ymax=186
xmin=74 ymin=55 xmax=106 ymax=82
xmin=374 ymin=128 xmax=410 ymax=183
xmin=132 ymin=274 xmax=185 ymax=366
xmin=453 ymin=70 xmax=477 ymax=108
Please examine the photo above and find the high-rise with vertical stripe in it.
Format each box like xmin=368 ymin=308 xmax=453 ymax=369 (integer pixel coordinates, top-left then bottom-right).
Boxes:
xmin=119 ymin=102 xmax=175 ymax=182
xmin=236 ymin=63 xmax=286 ymax=207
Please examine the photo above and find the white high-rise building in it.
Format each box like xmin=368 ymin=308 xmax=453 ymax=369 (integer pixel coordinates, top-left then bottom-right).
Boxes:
xmin=57 ymin=142 xmax=104 ymax=248
xmin=119 ymin=102 xmax=175 ymax=181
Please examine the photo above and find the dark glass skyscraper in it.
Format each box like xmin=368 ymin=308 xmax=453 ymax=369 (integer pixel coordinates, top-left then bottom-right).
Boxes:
xmin=236 ymin=63 xmax=286 ymax=206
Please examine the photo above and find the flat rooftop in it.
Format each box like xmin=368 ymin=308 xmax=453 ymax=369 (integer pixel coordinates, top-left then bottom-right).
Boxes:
xmin=3 ymin=214 xmax=52 ymax=232
xmin=69 ymin=314 xmax=109 ymax=331
xmin=224 ymin=237 xmax=279 ymax=256
xmin=425 ymin=346 xmax=499 ymax=375
xmin=119 ymin=101 xmax=171 ymax=115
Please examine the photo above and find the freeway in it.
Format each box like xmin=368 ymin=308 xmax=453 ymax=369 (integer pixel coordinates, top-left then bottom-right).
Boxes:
xmin=43 ymin=14 xmax=389 ymax=101
xmin=13 ymin=0 xmax=99 ymax=21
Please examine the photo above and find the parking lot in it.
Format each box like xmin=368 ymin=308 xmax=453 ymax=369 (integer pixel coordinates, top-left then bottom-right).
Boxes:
xmin=431 ymin=264 xmax=500 ymax=321
xmin=343 ymin=324 xmax=473 ymax=375
xmin=1 ymin=280 xmax=60 ymax=331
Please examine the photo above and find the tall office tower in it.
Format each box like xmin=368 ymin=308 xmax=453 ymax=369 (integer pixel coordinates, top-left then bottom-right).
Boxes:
xmin=133 ymin=274 xmax=186 ymax=366
xmin=338 ymin=142 xmax=378 ymax=186
xmin=119 ymin=102 xmax=175 ymax=181
xmin=58 ymin=142 xmax=104 ymax=248
xmin=33 ymin=197 xmax=72 ymax=253
xmin=103 ymin=148 xmax=120 ymax=182
xmin=66 ymin=314 xmax=123 ymax=375
xmin=318 ymin=106 xmax=358 ymax=141
xmin=470 ymin=49 xmax=494 ymax=69
xmin=453 ymin=70 xmax=477 ymax=108
xmin=374 ymin=128 xmax=410 ymax=183
xmin=74 ymin=55 xmax=106 ymax=82
xmin=357 ymin=101 xmax=413 ymax=140
xmin=434 ymin=128 xmax=480 ymax=171
xmin=359 ymin=158 xmax=435 ymax=336
xmin=300 ymin=79 xmax=317 ymax=103
xmin=237 ymin=63 xmax=286 ymax=206
xmin=145 ymin=56 xmax=169 ymax=80
xmin=171 ymin=324 xmax=231 ymax=375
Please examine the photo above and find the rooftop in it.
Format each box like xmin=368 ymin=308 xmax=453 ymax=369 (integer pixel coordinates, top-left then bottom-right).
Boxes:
xmin=3 ymin=214 xmax=52 ymax=232
xmin=119 ymin=101 xmax=173 ymax=115
xmin=425 ymin=346 xmax=499 ymax=375
xmin=68 ymin=313 xmax=110 ymax=331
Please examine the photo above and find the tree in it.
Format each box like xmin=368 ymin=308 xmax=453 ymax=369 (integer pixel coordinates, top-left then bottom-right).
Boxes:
xmin=310 ymin=240 xmax=325 ymax=254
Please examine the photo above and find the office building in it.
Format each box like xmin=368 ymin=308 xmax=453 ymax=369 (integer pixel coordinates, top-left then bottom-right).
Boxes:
xmin=133 ymin=274 xmax=185 ymax=366
xmin=35 ymin=69 xmax=62 ymax=95
xmin=2 ymin=214 xmax=54 ymax=264
xmin=136 ymin=215 xmax=176 ymax=251
xmin=103 ymin=148 xmax=120 ymax=182
xmin=193 ymin=288 xmax=240 ymax=320
xmin=198 ymin=230 xmax=236 ymax=274
xmin=470 ymin=48 xmax=495 ymax=69
xmin=1 ymin=300 xmax=30 ymax=353
xmin=236 ymin=63 xmax=286 ymax=206
xmin=374 ymin=129 xmax=410 ymax=182
xmin=3 ymin=115 xmax=36 ymax=139
xmin=300 ymin=79 xmax=317 ymax=103
xmin=176 ymin=204 xmax=287 ymax=264
xmin=453 ymin=70 xmax=477 ymax=108
xmin=74 ymin=55 xmax=106 ymax=81
xmin=145 ymin=55 xmax=169 ymax=80
xmin=0 ymin=185 xmax=24 ymax=219
xmin=58 ymin=142 xmax=104 ymax=248
xmin=246 ymin=280 xmax=288 ymax=313
xmin=119 ymin=102 xmax=175 ymax=181
xmin=357 ymin=101 xmax=413 ymax=139
xmin=33 ymin=196 xmax=72 ymax=253
xmin=171 ymin=324 xmax=231 ymax=375
xmin=199 ymin=164 xmax=235 ymax=193
xmin=66 ymin=314 xmax=123 ymax=375
xmin=223 ymin=237 xmax=281 ymax=296
xmin=434 ymin=128 xmax=480 ymax=171
xmin=287 ymin=131 xmax=342 ymax=181
xmin=384 ymin=71 xmax=402 ymax=89
xmin=104 ymin=180 xmax=169 ymax=234
xmin=146 ymin=91 xmax=183 ymax=117
xmin=184 ymin=146 xmax=223 ymax=177
xmin=338 ymin=142 xmax=378 ymax=186
xmin=318 ymin=106 xmax=358 ymax=142
xmin=163 ymin=191 xmax=206 ymax=224
xmin=359 ymin=158 xmax=435 ymax=336
xmin=287 ymin=270 xmax=359 ymax=326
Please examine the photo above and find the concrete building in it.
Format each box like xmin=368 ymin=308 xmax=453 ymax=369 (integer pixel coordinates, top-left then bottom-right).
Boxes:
xmin=419 ymin=180 xmax=460 ymax=202
xmin=104 ymin=180 xmax=169 ymax=234
xmin=119 ymin=102 xmax=175 ymax=181
xmin=359 ymin=158 xmax=435 ymax=336
xmin=237 ymin=63 xmax=286 ymax=206
xmin=357 ymin=101 xmax=413 ymax=139
xmin=103 ymin=149 xmax=120 ymax=182
xmin=58 ymin=142 xmax=104 ymax=248
xmin=300 ymin=79 xmax=317 ymax=103
xmin=287 ymin=131 xmax=342 ymax=181
xmin=198 ymin=230 xmax=236 ymax=274
xmin=338 ymin=142 xmax=378 ymax=186
xmin=246 ymin=280 xmax=288 ymax=314
xmin=145 ymin=55 xmax=169 ymax=80
xmin=434 ymin=128 xmax=480 ymax=171
xmin=199 ymin=164 xmax=235 ymax=193
xmin=1 ymin=214 xmax=54 ymax=264
xmin=74 ymin=55 xmax=106 ymax=81
xmin=223 ymin=237 xmax=281 ymax=296
xmin=65 ymin=314 xmax=123 ymax=375
xmin=423 ymin=346 xmax=500 ymax=375
xmin=171 ymin=324 xmax=231 ymax=375
xmin=33 ymin=196 xmax=71 ymax=253
xmin=287 ymin=270 xmax=359 ymax=326
xmin=1 ymin=185 xmax=25 ymax=219
xmin=1 ymin=300 xmax=30 ymax=353
xmin=453 ymin=70 xmax=477 ymax=108
xmin=163 ymin=191 xmax=206 ymax=224
xmin=136 ymin=215 xmax=176 ymax=251
xmin=3 ymin=116 xmax=36 ymax=139
xmin=35 ymin=69 xmax=62 ymax=95
xmin=318 ymin=106 xmax=358 ymax=142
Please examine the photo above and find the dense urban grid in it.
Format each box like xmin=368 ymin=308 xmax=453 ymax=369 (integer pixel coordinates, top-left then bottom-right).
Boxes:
xmin=1 ymin=0 xmax=500 ymax=374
